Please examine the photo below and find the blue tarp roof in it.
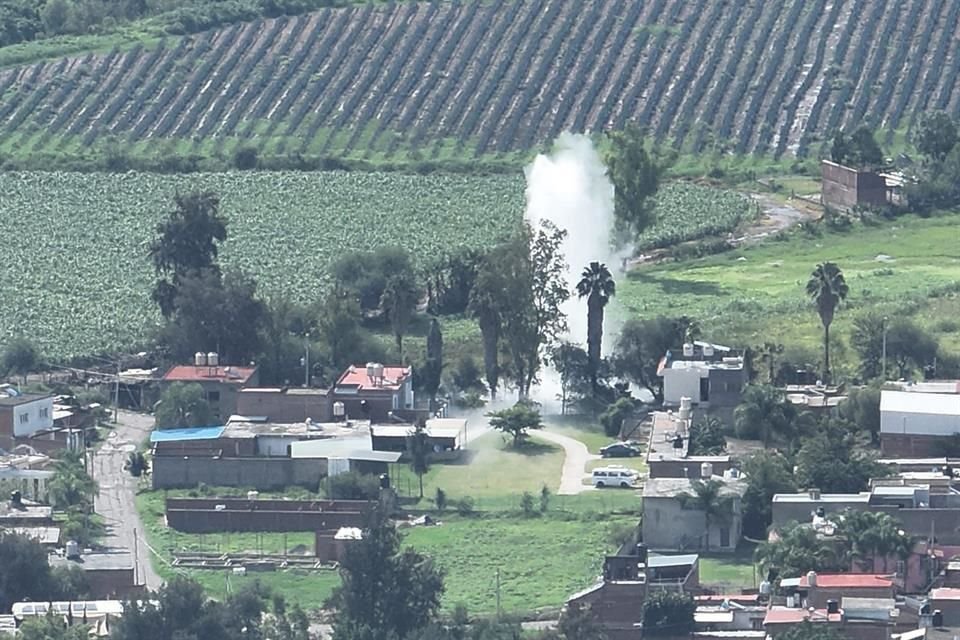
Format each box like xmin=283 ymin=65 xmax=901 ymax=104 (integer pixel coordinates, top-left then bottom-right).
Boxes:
xmin=150 ymin=426 xmax=225 ymax=443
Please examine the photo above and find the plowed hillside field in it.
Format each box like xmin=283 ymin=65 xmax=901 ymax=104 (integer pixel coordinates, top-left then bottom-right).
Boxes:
xmin=0 ymin=0 xmax=954 ymax=164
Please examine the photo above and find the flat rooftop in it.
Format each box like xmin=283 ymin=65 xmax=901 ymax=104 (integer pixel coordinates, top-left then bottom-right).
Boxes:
xmin=290 ymin=437 xmax=401 ymax=463
xmin=150 ymin=426 xmax=225 ymax=443
xmin=371 ymin=419 xmax=466 ymax=440
xmin=772 ymin=492 xmax=871 ymax=504
xmin=162 ymin=365 xmax=257 ymax=385
xmin=221 ymin=418 xmax=359 ymax=439
xmin=3 ymin=526 xmax=60 ymax=545
xmin=336 ymin=365 xmax=410 ymax=392
xmin=647 ymin=553 xmax=698 ymax=568
xmin=239 ymin=387 xmax=329 ymax=396
xmin=0 ymin=391 xmax=51 ymax=407
xmin=643 ymin=477 xmax=747 ymax=499
xmin=881 ymin=389 xmax=960 ymax=417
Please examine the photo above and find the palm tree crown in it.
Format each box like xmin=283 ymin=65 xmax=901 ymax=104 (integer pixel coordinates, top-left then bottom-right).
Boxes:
xmin=806 ymin=262 xmax=848 ymax=382
xmin=576 ymin=262 xmax=616 ymax=304
xmin=678 ymin=479 xmax=734 ymax=551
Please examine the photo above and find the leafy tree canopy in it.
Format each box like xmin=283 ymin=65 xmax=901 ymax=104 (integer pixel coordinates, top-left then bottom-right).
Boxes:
xmin=1 ymin=337 xmax=40 ymax=383
xmin=913 ymin=111 xmax=958 ymax=162
xmin=742 ymin=451 xmax=797 ymax=540
xmin=605 ymin=127 xmax=668 ymax=240
xmin=794 ymin=420 xmax=891 ymax=494
xmin=487 ymin=402 xmax=544 ymax=447
xmin=154 ymin=382 xmax=214 ymax=429
xmin=733 ymin=384 xmax=798 ymax=446
xmin=641 ymin=589 xmax=695 ymax=637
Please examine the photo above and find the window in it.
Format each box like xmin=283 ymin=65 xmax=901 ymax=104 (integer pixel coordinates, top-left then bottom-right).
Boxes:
xmin=720 ymin=526 xmax=730 ymax=548
xmin=19 ymin=413 xmax=28 ymax=424
xmin=39 ymin=407 xmax=48 ymax=419
xmin=206 ymin=391 xmax=221 ymax=403
xmin=699 ymin=377 xmax=710 ymax=402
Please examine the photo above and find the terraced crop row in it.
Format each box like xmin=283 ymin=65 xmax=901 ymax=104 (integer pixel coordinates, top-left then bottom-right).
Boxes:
xmin=0 ymin=0 xmax=956 ymax=161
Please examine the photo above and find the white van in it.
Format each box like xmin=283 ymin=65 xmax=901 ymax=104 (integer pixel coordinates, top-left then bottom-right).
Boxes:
xmin=592 ymin=466 xmax=639 ymax=488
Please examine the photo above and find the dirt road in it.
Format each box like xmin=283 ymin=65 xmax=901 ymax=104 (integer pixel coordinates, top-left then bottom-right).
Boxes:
xmin=92 ymin=410 xmax=163 ymax=590
xmin=530 ymin=430 xmax=599 ymax=495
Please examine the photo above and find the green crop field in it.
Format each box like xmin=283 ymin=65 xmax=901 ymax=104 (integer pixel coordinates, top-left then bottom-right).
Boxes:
xmin=0 ymin=172 xmax=749 ymax=359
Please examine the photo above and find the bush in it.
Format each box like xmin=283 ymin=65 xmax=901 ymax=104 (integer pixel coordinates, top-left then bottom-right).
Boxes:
xmin=455 ymin=496 xmax=474 ymax=516
xmin=520 ymin=491 xmax=536 ymax=516
xmin=539 ymin=485 xmax=551 ymax=513
xmin=325 ymin=471 xmax=381 ymax=501
xmin=434 ymin=487 xmax=447 ymax=512
xmin=233 ymin=146 xmax=259 ymax=170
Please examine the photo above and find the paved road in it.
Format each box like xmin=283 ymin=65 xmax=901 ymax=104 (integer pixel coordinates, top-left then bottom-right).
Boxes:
xmin=530 ymin=430 xmax=600 ymax=495
xmin=92 ymin=410 xmax=163 ymax=591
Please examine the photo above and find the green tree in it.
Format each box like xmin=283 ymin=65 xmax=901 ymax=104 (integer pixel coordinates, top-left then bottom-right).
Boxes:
xmin=381 ymin=271 xmax=419 ymax=360
xmin=677 ymin=479 xmax=734 ymax=552
xmin=1 ymin=337 xmax=40 ymax=384
xmin=557 ymin=604 xmax=608 ymax=640
xmin=0 ymin=533 xmax=65 ymax=611
xmin=641 ymin=590 xmax=695 ymax=637
xmin=913 ymin=111 xmax=958 ymax=162
xmin=837 ymin=509 xmax=912 ymax=572
xmin=733 ymin=384 xmax=798 ymax=446
xmin=840 ymin=385 xmax=881 ymax=443
xmin=605 ymin=127 xmax=665 ymax=239
xmin=330 ymin=512 xmax=445 ymax=640
xmin=806 ymin=262 xmax=849 ymax=383
xmin=407 ymin=421 xmax=431 ymax=499
xmin=549 ymin=341 xmax=590 ymax=415
xmin=154 ymin=382 xmax=214 ymax=428
xmin=125 ymin=451 xmax=149 ymax=477
xmin=829 ymin=129 xmax=850 ymax=164
xmin=49 ymin=449 xmax=97 ymax=510
xmin=612 ymin=316 xmax=692 ymax=404
xmin=317 ymin=287 xmax=388 ymax=377
xmin=576 ymin=261 xmax=616 ymax=391
xmin=333 ymin=246 xmax=416 ymax=315
xmin=755 ymin=341 xmax=784 ymax=383
xmin=794 ymin=421 xmax=891 ymax=493
xmin=689 ymin=416 xmax=726 ymax=455
xmin=852 ymin=314 xmax=939 ymax=381
xmin=421 ymin=318 xmax=443 ymax=410
xmin=468 ymin=276 xmax=502 ymax=400
xmin=487 ymin=403 xmax=544 ymax=447
xmin=849 ymin=125 xmax=884 ymax=167
xmin=18 ymin=614 xmax=90 ymax=640
xmin=599 ymin=396 xmax=634 ymax=438
xmin=149 ymin=191 xmax=227 ymax=318
xmin=741 ymin=451 xmax=797 ymax=539
xmin=756 ymin=522 xmax=845 ymax=579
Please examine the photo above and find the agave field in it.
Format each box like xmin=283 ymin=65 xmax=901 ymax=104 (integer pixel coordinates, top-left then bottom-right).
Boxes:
xmin=0 ymin=172 xmax=751 ymax=358
xmin=0 ymin=0 xmax=954 ymax=165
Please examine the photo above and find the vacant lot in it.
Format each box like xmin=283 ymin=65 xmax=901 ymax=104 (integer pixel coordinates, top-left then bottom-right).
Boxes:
xmin=618 ymin=212 xmax=960 ymax=375
xmin=403 ymin=513 xmax=636 ymax=616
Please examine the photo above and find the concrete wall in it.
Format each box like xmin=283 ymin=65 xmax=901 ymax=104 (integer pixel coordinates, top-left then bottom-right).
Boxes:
xmin=236 ymin=390 xmax=331 ymax=423
xmin=567 ymin=581 xmax=646 ymax=640
xmin=663 ymin=367 xmax=704 ymax=405
xmin=643 ymin=497 xmax=741 ymax=553
xmin=881 ymin=432 xmax=954 ymax=457
xmin=881 ymin=409 xmax=960 ymax=438
xmin=648 ymin=459 xmax=734 ymax=479
xmin=85 ymin=569 xmax=139 ymax=600
xmin=772 ymin=499 xmax=870 ymax=528
xmin=806 ymin=585 xmax=895 ymax=609
xmin=167 ymin=506 xmax=365 ymax=533
xmin=707 ymin=369 xmax=746 ymax=408
xmin=151 ymin=455 xmax=327 ymax=490
xmin=932 ymin=597 xmax=960 ymax=626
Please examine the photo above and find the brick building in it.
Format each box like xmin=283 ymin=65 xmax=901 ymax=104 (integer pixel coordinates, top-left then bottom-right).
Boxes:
xmin=821 ymin=160 xmax=889 ymax=210
xmin=160 ymin=360 xmax=259 ymax=421
xmin=236 ymin=387 xmax=331 ymax=422
xmin=331 ymin=364 xmax=413 ymax=422
xmin=880 ymin=389 xmax=960 ymax=457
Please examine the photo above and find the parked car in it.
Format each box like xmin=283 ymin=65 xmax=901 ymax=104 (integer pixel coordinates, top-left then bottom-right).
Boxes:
xmin=592 ymin=466 xmax=639 ymax=489
xmin=600 ymin=442 xmax=641 ymax=458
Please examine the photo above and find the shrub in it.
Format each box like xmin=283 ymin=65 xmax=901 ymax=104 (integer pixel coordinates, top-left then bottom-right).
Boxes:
xmin=325 ymin=471 xmax=380 ymax=501
xmin=233 ymin=146 xmax=259 ymax=170
xmin=539 ymin=485 xmax=551 ymax=513
xmin=434 ymin=487 xmax=447 ymax=512
xmin=455 ymin=496 xmax=474 ymax=516
xmin=520 ymin=491 xmax=536 ymax=516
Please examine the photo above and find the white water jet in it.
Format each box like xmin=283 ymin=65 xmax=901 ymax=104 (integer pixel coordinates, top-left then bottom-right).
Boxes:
xmin=523 ymin=133 xmax=628 ymax=410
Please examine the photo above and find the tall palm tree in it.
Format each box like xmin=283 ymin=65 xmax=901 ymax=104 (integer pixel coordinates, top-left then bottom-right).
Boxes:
xmin=678 ymin=479 xmax=733 ymax=552
xmin=576 ymin=262 xmax=616 ymax=389
xmin=806 ymin=262 xmax=849 ymax=383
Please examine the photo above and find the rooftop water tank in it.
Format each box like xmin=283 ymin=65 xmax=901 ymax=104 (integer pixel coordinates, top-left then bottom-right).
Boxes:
xmin=66 ymin=540 xmax=80 ymax=559
xmin=207 ymin=352 xmax=219 ymax=367
xmin=680 ymin=397 xmax=693 ymax=411
xmin=194 ymin=352 xmax=206 ymax=366
xmin=682 ymin=343 xmax=695 ymax=357
xmin=701 ymin=462 xmax=713 ymax=478
xmin=807 ymin=570 xmax=817 ymax=587
xmin=703 ymin=344 xmax=714 ymax=357
xmin=333 ymin=401 xmax=345 ymax=419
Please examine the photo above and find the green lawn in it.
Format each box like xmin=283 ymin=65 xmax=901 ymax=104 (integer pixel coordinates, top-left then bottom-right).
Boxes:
xmin=698 ymin=547 xmax=759 ymax=590
xmin=617 ymin=211 xmax=960 ymax=377
xmin=403 ymin=513 xmax=636 ymax=615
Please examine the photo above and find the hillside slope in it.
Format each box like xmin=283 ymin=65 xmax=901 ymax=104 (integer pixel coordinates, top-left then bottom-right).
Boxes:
xmin=0 ymin=0 xmax=956 ymax=166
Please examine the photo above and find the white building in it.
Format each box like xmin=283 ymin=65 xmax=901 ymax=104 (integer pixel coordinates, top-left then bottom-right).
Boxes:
xmin=0 ymin=386 xmax=54 ymax=450
xmin=880 ymin=390 xmax=960 ymax=457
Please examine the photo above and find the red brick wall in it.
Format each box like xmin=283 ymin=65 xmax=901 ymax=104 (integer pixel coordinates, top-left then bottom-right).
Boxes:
xmin=881 ymin=433 xmax=945 ymax=457
xmin=236 ymin=390 xmax=331 ymax=422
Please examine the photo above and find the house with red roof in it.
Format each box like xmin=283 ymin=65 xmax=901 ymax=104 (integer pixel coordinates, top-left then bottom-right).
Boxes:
xmin=160 ymin=354 xmax=259 ymax=421
xmin=331 ymin=363 xmax=413 ymax=422
xmin=780 ymin=572 xmax=896 ymax=609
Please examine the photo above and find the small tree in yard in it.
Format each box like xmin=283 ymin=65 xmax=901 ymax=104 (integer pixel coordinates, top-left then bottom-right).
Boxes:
xmin=407 ymin=421 xmax=431 ymax=499
xmin=487 ymin=403 xmax=544 ymax=447
xmin=599 ymin=397 xmax=634 ymax=438
xmin=154 ymin=382 xmax=214 ymax=429
xmin=539 ymin=485 xmax=551 ymax=513
xmin=642 ymin=590 xmax=695 ymax=637
xmin=125 ymin=451 xmax=149 ymax=477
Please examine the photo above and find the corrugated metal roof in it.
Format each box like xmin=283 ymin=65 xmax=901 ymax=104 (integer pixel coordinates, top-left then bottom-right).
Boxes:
xmin=150 ymin=426 xmax=225 ymax=442
xmin=290 ymin=438 xmax=401 ymax=463
xmin=648 ymin=554 xmax=698 ymax=568
xmin=881 ymin=390 xmax=960 ymax=416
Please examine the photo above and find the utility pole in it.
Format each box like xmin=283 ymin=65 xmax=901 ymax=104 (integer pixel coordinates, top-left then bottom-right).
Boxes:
xmin=496 ymin=568 xmax=501 ymax=621
xmin=301 ymin=333 xmax=310 ymax=388
xmin=114 ymin=360 xmax=120 ymax=424
xmin=882 ymin=316 xmax=888 ymax=381
xmin=133 ymin=528 xmax=139 ymax=586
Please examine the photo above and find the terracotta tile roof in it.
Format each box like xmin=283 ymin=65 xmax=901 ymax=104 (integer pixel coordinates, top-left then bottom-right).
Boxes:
xmin=336 ymin=365 xmax=410 ymax=391
xmin=798 ymin=573 xmax=894 ymax=589
xmin=162 ymin=365 xmax=257 ymax=385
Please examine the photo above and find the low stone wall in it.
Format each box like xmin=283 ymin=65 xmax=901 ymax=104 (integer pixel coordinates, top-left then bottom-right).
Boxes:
xmin=151 ymin=455 xmax=327 ymax=490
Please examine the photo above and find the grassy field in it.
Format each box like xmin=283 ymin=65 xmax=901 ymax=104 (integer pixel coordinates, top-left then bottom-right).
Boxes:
xmin=699 ymin=554 xmax=758 ymax=591
xmin=403 ymin=513 xmax=635 ymax=616
xmin=618 ymin=211 xmax=960 ymax=376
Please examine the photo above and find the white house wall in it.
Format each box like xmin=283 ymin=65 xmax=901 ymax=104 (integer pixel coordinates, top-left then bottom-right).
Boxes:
xmin=12 ymin=398 xmax=54 ymax=437
xmin=663 ymin=368 xmax=704 ymax=405
xmin=880 ymin=410 xmax=960 ymax=437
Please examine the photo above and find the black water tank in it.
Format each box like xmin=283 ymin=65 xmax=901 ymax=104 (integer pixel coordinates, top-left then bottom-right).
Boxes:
xmin=933 ymin=609 xmax=944 ymax=628
xmin=379 ymin=473 xmax=390 ymax=489
xmin=826 ymin=600 xmax=839 ymax=615
xmin=10 ymin=490 xmax=21 ymax=507
xmin=635 ymin=543 xmax=648 ymax=564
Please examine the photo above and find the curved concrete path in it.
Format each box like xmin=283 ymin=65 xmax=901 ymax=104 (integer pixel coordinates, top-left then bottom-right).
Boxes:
xmin=530 ymin=430 xmax=600 ymax=495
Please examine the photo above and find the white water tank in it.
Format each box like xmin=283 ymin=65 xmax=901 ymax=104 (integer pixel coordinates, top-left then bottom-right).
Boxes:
xmin=333 ymin=402 xmax=345 ymax=419
xmin=678 ymin=406 xmax=691 ymax=421
xmin=207 ymin=352 xmax=219 ymax=367
xmin=247 ymin=490 xmax=259 ymax=501
xmin=682 ymin=343 xmax=695 ymax=357
xmin=680 ymin=397 xmax=693 ymax=411
xmin=194 ymin=352 xmax=206 ymax=366
xmin=701 ymin=462 xmax=713 ymax=478
xmin=703 ymin=344 xmax=714 ymax=357
xmin=807 ymin=571 xmax=817 ymax=587
xmin=65 ymin=540 xmax=80 ymax=559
